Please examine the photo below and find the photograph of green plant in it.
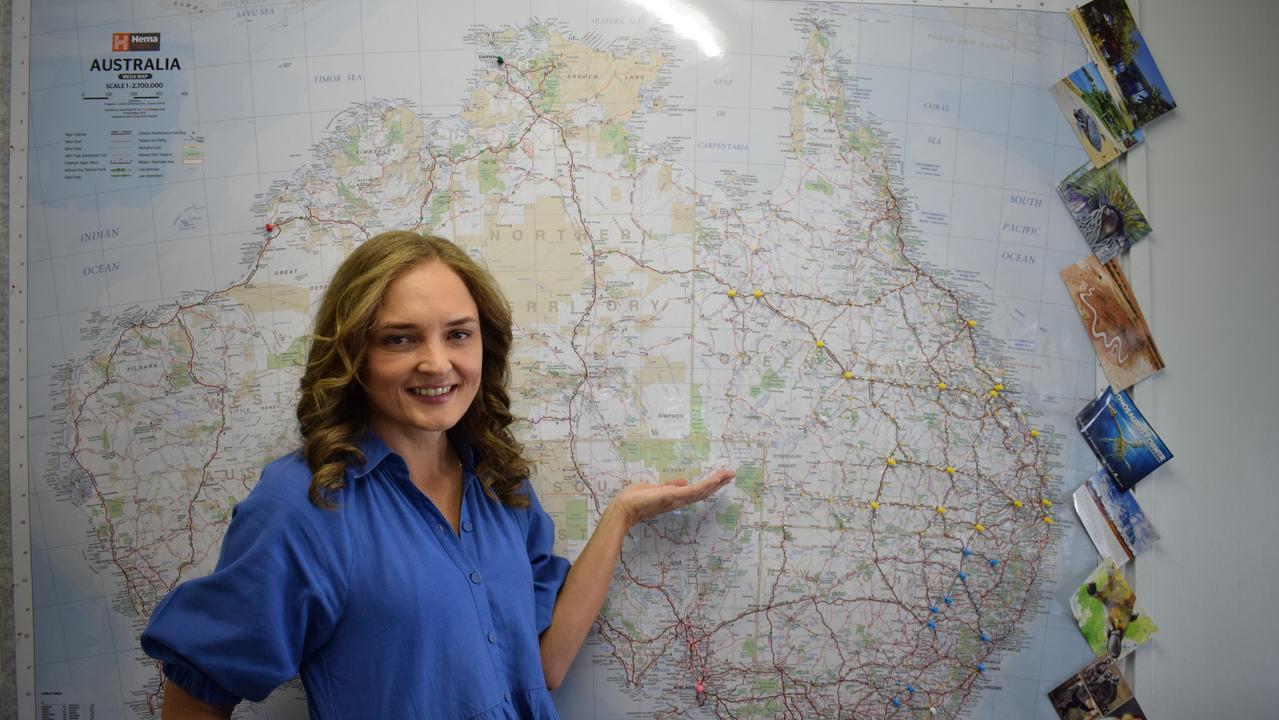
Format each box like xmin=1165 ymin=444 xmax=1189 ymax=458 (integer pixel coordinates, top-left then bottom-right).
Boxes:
xmin=1058 ymin=162 xmax=1152 ymax=262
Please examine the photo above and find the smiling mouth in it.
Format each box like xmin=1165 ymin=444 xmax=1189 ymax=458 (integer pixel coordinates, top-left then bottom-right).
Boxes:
xmin=410 ymin=385 xmax=455 ymax=397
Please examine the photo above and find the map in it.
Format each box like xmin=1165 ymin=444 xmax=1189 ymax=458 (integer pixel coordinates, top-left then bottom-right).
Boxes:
xmin=18 ymin=1 xmax=1101 ymax=718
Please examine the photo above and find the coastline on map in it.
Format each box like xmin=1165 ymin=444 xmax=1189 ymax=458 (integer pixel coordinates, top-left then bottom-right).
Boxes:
xmin=1060 ymin=255 xmax=1164 ymax=390
xmin=1070 ymin=0 xmax=1177 ymax=129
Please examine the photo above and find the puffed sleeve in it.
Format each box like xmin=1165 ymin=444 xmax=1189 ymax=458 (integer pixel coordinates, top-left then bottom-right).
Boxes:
xmin=523 ymin=481 xmax=571 ymax=634
xmin=140 ymin=483 xmax=349 ymax=705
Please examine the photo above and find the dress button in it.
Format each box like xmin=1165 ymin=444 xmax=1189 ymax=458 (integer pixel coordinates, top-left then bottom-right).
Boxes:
xmin=504 ymin=692 xmax=511 ymax=702
xmin=462 ymin=520 xmax=474 ymax=533
xmin=487 ymin=632 xmax=496 ymax=644
xmin=469 ymin=571 xmax=482 ymax=584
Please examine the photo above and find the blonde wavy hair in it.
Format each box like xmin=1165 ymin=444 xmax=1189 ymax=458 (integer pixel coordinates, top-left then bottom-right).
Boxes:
xmin=297 ymin=231 xmax=530 ymax=509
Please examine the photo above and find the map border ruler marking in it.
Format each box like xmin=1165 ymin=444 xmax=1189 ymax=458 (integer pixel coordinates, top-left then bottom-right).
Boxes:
xmin=7 ymin=0 xmax=35 ymax=717
xmin=770 ymin=0 xmax=1075 ymax=13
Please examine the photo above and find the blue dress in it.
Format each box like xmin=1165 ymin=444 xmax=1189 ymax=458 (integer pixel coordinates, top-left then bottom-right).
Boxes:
xmin=141 ymin=430 xmax=571 ymax=719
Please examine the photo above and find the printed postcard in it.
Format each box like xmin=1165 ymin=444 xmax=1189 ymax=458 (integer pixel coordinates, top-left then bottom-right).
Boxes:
xmin=1061 ymin=255 xmax=1164 ymax=390
xmin=1058 ymin=162 xmax=1152 ymax=262
xmin=1052 ymin=63 xmax=1145 ymax=169
xmin=1071 ymin=559 xmax=1159 ymax=659
xmin=1073 ymin=469 xmax=1159 ymax=566
xmin=1103 ymin=697 xmax=1149 ymax=719
xmin=1048 ymin=655 xmax=1137 ymax=720
xmin=1077 ymin=386 xmax=1172 ymax=491
xmin=1070 ymin=0 xmax=1176 ymax=129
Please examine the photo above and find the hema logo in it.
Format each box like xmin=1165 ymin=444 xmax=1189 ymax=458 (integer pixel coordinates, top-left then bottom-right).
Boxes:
xmin=111 ymin=33 xmax=161 ymax=52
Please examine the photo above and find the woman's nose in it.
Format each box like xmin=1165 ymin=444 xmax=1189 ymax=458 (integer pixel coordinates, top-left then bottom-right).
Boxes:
xmin=415 ymin=342 xmax=449 ymax=374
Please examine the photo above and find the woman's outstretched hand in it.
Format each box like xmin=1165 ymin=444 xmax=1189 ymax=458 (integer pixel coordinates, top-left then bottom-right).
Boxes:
xmin=610 ymin=469 xmax=735 ymax=529
xmin=539 ymin=467 xmax=735 ymax=689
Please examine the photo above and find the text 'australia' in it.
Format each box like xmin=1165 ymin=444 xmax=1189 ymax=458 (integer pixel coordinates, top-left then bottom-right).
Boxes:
xmin=89 ymin=58 xmax=182 ymax=72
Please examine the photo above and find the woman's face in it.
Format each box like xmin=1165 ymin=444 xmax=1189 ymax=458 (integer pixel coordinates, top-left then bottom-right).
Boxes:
xmin=363 ymin=260 xmax=483 ymax=446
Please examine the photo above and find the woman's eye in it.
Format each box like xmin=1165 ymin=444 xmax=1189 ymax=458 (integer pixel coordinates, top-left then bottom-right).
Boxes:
xmin=383 ymin=334 xmax=412 ymax=345
xmin=449 ymin=330 xmax=472 ymax=341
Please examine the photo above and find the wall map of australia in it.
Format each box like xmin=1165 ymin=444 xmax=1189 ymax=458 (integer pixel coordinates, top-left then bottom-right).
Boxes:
xmin=22 ymin=2 xmax=1101 ymax=718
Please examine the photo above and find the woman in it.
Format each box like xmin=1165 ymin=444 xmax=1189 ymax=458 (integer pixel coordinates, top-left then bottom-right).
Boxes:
xmin=141 ymin=231 xmax=733 ymax=718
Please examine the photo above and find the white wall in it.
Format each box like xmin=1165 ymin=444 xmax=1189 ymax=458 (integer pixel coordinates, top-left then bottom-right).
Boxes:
xmin=1131 ymin=0 xmax=1279 ymax=716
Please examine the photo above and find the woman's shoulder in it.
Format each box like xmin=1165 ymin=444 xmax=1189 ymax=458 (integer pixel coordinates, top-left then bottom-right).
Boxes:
xmin=255 ymin=450 xmax=313 ymax=500
xmin=237 ymin=450 xmax=344 ymax=527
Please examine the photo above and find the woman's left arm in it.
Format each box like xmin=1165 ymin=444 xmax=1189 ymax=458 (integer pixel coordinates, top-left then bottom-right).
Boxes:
xmin=537 ymin=470 xmax=734 ymax=690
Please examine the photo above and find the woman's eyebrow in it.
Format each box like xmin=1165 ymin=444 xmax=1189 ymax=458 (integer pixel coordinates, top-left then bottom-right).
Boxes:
xmin=374 ymin=317 xmax=478 ymax=330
